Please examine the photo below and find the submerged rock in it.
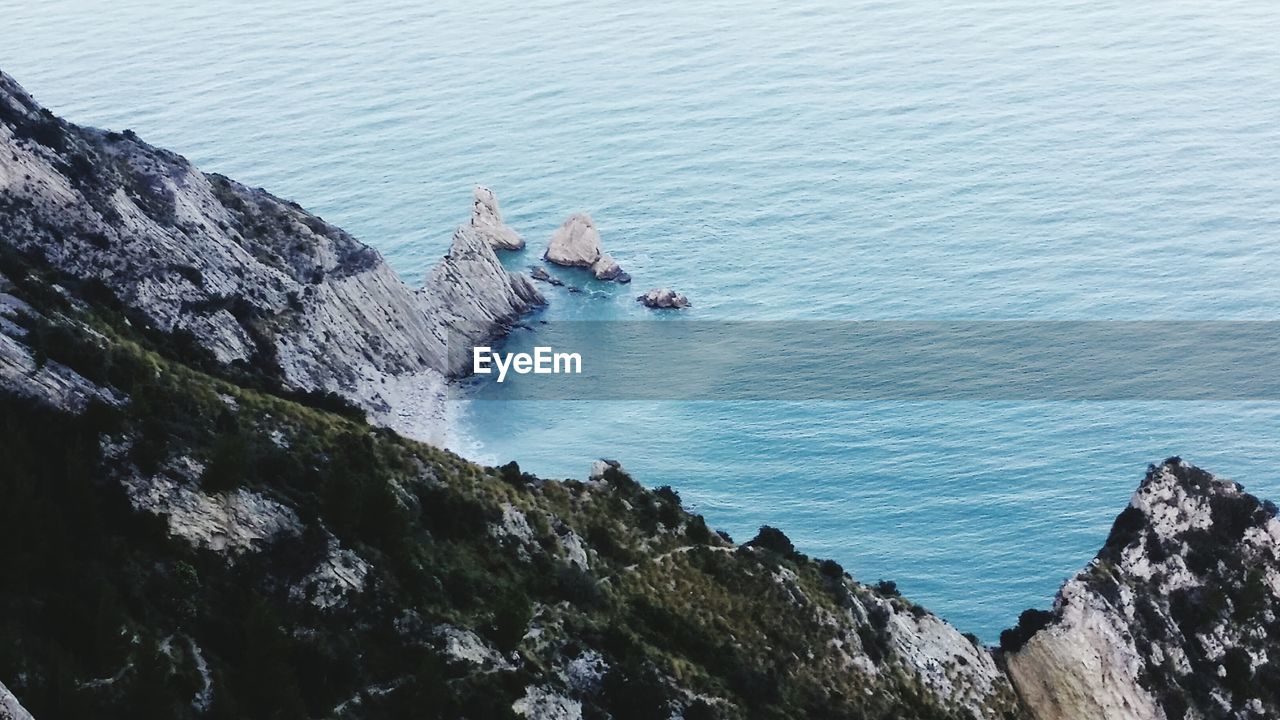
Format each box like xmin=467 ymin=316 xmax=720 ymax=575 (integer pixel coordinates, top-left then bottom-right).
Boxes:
xmin=544 ymin=214 xmax=631 ymax=283
xmin=471 ymin=186 xmax=525 ymax=250
xmin=637 ymin=288 xmax=690 ymax=309
xmin=529 ymin=266 xmax=564 ymax=286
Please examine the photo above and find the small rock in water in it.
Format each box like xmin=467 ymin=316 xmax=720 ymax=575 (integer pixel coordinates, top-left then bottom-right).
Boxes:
xmin=637 ymin=288 xmax=690 ymax=309
xmin=529 ymin=266 xmax=564 ymax=286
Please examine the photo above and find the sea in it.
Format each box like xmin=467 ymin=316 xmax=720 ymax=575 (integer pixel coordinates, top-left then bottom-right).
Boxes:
xmin=5 ymin=0 xmax=1280 ymax=641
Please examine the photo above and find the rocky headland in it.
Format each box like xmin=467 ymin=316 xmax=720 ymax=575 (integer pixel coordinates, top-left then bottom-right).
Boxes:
xmin=0 ymin=70 xmax=541 ymax=445
xmin=1002 ymin=458 xmax=1280 ymax=720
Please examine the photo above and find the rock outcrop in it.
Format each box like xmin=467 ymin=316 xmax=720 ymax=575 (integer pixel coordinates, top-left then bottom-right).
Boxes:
xmin=0 ymin=69 xmax=542 ymax=443
xmin=637 ymin=287 xmax=690 ymax=309
xmin=544 ymin=213 xmax=630 ymax=283
xmin=470 ymin=185 xmax=524 ymax=250
xmin=0 ymin=681 xmax=33 ymax=720
xmin=421 ymin=225 xmax=544 ymax=376
xmin=1003 ymin=458 xmax=1280 ymax=720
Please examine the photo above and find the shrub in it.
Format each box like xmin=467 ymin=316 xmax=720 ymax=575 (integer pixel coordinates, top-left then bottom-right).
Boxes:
xmin=874 ymin=579 xmax=899 ymax=597
xmin=555 ymin=564 xmax=602 ymax=607
xmin=998 ymin=608 xmax=1054 ymax=653
xmin=489 ymin=594 xmax=532 ymax=653
xmin=747 ymin=526 xmax=795 ymax=558
xmin=819 ymin=559 xmax=845 ymax=579
xmin=684 ymin=515 xmax=712 ymax=545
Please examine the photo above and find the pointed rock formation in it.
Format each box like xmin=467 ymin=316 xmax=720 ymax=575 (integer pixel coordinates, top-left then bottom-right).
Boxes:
xmin=471 ymin=186 xmax=524 ymax=250
xmin=637 ymin=288 xmax=690 ymax=309
xmin=1003 ymin=458 xmax=1280 ymax=720
xmin=421 ymin=225 xmax=544 ymax=376
xmin=544 ymin=213 xmax=631 ymax=283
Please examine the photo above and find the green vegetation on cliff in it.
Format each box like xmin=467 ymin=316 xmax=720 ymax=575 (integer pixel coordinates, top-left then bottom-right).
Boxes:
xmin=0 ymin=244 xmax=1021 ymax=719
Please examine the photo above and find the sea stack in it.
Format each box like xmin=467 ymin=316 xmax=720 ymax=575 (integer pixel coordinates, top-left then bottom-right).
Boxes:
xmin=544 ymin=213 xmax=631 ymax=283
xmin=471 ymin=186 xmax=524 ymax=250
xmin=637 ymin=288 xmax=690 ymax=309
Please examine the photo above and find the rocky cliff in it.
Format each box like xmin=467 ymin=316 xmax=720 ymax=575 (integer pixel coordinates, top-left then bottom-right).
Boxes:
xmin=0 ymin=69 xmax=541 ymax=444
xmin=0 ymin=69 xmax=1023 ymax=720
xmin=0 ymin=251 xmax=1023 ymax=718
xmin=0 ymin=681 xmax=33 ymax=720
xmin=1002 ymin=459 xmax=1280 ymax=720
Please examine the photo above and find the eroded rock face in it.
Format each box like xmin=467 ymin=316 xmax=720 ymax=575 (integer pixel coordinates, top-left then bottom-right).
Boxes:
xmin=637 ymin=288 xmax=690 ymax=309
xmin=115 ymin=453 xmax=303 ymax=556
xmin=1004 ymin=459 xmax=1280 ymax=720
xmin=290 ymin=536 xmax=371 ymax=609
xmin=0 ymin=680 xmax=34 ymax=720
xmin=0 ymin=70 xmax=541 ymax=443
xmin=471 ymin=186 xmax=525 ymax=250
xmin=544 ymin=214 xmax=630 ymax=283
xmin=422 ymin=225 xmax=545 ymax=376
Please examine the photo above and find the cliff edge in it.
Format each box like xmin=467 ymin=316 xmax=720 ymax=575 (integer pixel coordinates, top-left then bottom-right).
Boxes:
xmin=0 ymin=69 xmax=542 ymax=444
xmin=1003 ymin=459 xmax=1280 ymax=720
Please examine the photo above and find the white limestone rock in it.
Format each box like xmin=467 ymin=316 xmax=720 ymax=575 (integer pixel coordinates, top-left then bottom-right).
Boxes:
xmin=0 ymin=680 xmax=34 ymax=720
xmin=0 ymin=70 xmax=542 ymax=444
xmin=436 ymin=625 xmax=515 ymax=672
xmin=420 ymin=225 xmax=545 ymax=377
xmin=512 ymin=686 xmax=582 ymax=720
xmin=471 ymin=186 xmax=525 ymax=250
xmin=290 ymin=536 xmax=371 ymax=609
xmin=588 ymin=458 xmax=624 ymax=480
xmin=116 ymin=454 xmax=303 ymax=556
xmin=544 ymin=214 xmax=630 ymax=283
xmin=1004 ymin=459 xmax=1280 ymax=720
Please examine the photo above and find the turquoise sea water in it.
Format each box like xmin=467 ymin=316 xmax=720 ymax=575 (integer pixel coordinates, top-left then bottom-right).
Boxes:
xmin=5 ymin=0 xmax=1280 ymax=640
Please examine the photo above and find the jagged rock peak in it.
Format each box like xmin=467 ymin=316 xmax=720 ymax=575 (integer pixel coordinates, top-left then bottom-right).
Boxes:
xmin=471 ymin=186 xmax=525 ymax=250
xmin=544 ymin=213 xmax=631 ymax=283
xmin=1003 ymin=458 xmax=1280 ymax=720
xmin=421 ymin=225 xmax=544 ymax=376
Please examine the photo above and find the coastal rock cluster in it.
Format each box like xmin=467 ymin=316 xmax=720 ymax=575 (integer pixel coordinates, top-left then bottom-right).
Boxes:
xmin=544 ymin=213 xmax=631 ymax=283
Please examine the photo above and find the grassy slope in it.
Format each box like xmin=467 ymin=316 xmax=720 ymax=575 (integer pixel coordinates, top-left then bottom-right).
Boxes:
xmin=0 ymin=250 xmax=1021 ymax=719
